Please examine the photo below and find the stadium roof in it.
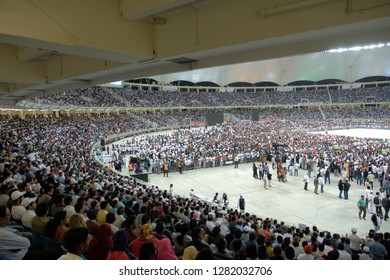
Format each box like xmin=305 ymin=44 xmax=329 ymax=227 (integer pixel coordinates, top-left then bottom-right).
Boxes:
xmin=0 ymin=0 xmax=390 ymax=106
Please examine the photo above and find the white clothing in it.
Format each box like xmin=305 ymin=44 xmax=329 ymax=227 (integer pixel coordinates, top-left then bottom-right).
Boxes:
xmin=64 ymin=205 xmax=76 ymax=218
xmin=0 ymin=227 xmax=30 ymax=260
xmin=11 ymin=205 xmax=26 ymax=221
xmin=297 ymin=253 xmax=314 ymax=260
xmin=21 ymin=210 xmax=36 ymax=228
xmin=109 ymin=223 xmax=119 ymax=234
xmin=338 ymin=249 xmax=352 ymax=260
xmin=113 ymin=214 xmax=126 ymax=228
xmin=58 ymin=252 xmax=84 ymax=260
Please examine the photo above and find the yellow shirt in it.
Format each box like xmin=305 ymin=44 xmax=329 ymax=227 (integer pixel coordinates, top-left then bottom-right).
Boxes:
xmin=97 ymin=209 xmax=108 ymax=224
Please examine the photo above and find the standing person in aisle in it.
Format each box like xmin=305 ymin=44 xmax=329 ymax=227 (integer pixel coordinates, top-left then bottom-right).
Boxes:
xmin=371 ymin=211 xmax=383 ymax=233
xmin=318 ymin=174 xmax=325 ymax=193
xmin=357 ymin=195 xmax=366 ymax=220
xmin=252 ymin=162 xmax=258 ymax=179
xmin=263 ymin=172 xmax=269 ymax=190
xmin=267 ymin=171 xmax=272 ymax=188
xmin=303 ymin=173 xmax=309 ymax=191
xmin=234 ymin=155 xmax=239 ymax=169
xmin=163 ymin=162 xmax=169 ymax=177
xmin=238 ymin=195 xmax=245 ymax=214
xmin=313 ymin=175 xmax=319 ymax=194
xmin=178 ymin=161 xmax=183 ymax=174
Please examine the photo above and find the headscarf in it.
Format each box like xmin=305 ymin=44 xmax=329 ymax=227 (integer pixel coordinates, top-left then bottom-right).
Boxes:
xmin=69 ymin=213 xmax=87 ymax=229
xmin=86 ymin=224 xmax=113 ymax=260
xmin=182 ymin=246 xmax=198 ymax=260
xmin=156 ymin=238 xmax=177 ymax=260
xmin=139 ymin=224 xmax=153 ymax=240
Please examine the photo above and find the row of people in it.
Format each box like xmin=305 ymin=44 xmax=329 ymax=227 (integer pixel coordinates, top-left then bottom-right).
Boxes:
xmin=29 ymin=86 xmax=390 ymax=108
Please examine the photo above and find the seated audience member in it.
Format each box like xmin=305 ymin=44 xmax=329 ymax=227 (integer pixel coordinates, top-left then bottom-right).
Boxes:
xmin=138 ymin=242 xmax=156 ymax=260
xmin=85 ymin=209 xmax=100 ymax=235
xmin=69 ymin=203 xmax=87 ymax=229
xmin=58 ymin=227 xmax=90 ymax=260
xmin=107 ymin=230 xmax=130 ymax=260
xmin=359 ymin=246 xmax=372 ymax=260
xmin=182 ymin=246 xmax=198 ymax=260
xmin=97 ymin=201 xmax=109 ymax=224
xmin=85 ymin=223 xmax=113 ymax=260
xmin=296 ymin=244 xmax=315 ymax=260
xmin=31 ymin=203 xmax=52 ymax=234
xmin=369 ymin=233 xmax=388 ymax=260
xmin=21 ymin=197 xmax=37 ymax=228
xmin=113 ymin=206 xmax=126 ymax=229
xmin=1 ymin=205 xmax=60 ymax=260
xmin=129 ymin=224 xmax=160 ymax=258
xmin=172 ymin=223 xmax=192 ymax=257
xmin=38 ymin=186 xmax=53 ymax=205
xmin=156 ymin=237 xmax=178 ymax=260
xmin=63 ymin=195 xmax=76 ymax=218
xmin=50 ymin=194 xmax=65 ymax=217
xmin=0 ymin=185 xmax=11 ymax=208
xmin=123 ymin=215 xmax=139 ymax=244
xmin=285 ymin=246 xmax=295 ymax=260
xmin=45 ymin=210 xmax=69 ymax=243
xmin=196 ymin=247 xmax=214 ymax=260
xmin=10 ymin=190 xmax=26 ymax=223
xmin=0 ymin=206 xmax=30 ymax=260
xmin=105 ymin=212 xmax=119 ymax=234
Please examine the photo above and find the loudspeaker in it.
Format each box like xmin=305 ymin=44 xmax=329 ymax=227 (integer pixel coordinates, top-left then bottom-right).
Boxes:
xmin=100 ymin=139 xmax=105 ymax=146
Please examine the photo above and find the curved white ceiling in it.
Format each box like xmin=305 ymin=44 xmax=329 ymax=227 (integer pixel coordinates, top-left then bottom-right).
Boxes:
xmin=149 ymin=46 xmax=390 ymax=86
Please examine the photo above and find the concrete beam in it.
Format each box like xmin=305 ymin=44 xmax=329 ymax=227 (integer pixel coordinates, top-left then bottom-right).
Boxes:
xmin=18 ymin=47 xmax=52 ymax=62
xmin=46 ymin=54 xmax=127 ymax=82
xmin=0 ymin=43 xmax=46 ymax=83
xmin=120 ymin=0 xmax=196 ymax=21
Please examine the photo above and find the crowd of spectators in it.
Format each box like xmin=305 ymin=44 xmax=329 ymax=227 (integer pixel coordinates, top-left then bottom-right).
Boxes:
xmin=31 ymin=87 xmax=128 ymax=107
xmin=0 ymin=104 xmax=389 ymax=260
xmin=116 ymin=115 xmax=390 ymax=176
xmin=29 ymin=85 xmax=390 ymax=108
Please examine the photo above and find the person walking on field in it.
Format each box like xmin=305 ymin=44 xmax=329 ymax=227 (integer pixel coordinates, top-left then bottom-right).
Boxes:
xmin=263 ymin=172 xmax=269 ymax=190
xmin=267 ymin=171 xmax=272 ymax=188
xmin=163 ymin=162 xmax=169 ymax=177
xmin=252 ymin=162 xmax=258 ymax=179
xmin=357 ymin=195 xmax=366 ymax=220
xmin=318 ymin=174 xmax=325 ymax=193
xmin=313 ymin=175 xmax=319 ymax=194
xmin=303 ymin=173 xmax=309 ymax=191
xmin=178 ymin=161 xmax=183 ymax=174
xmin=238 ymin=195 xmax=245 ymax=214
xmin=234 ymin=155 xmax=239 ymax=169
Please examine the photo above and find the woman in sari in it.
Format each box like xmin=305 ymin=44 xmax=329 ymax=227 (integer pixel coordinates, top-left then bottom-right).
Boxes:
xmin=85 ymin=224 xmax=113 ymax=260
xmin=129 ymin=224 xmax=160 ymax=258
xmin=156 ymin=238 xmax=177 ymax=260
